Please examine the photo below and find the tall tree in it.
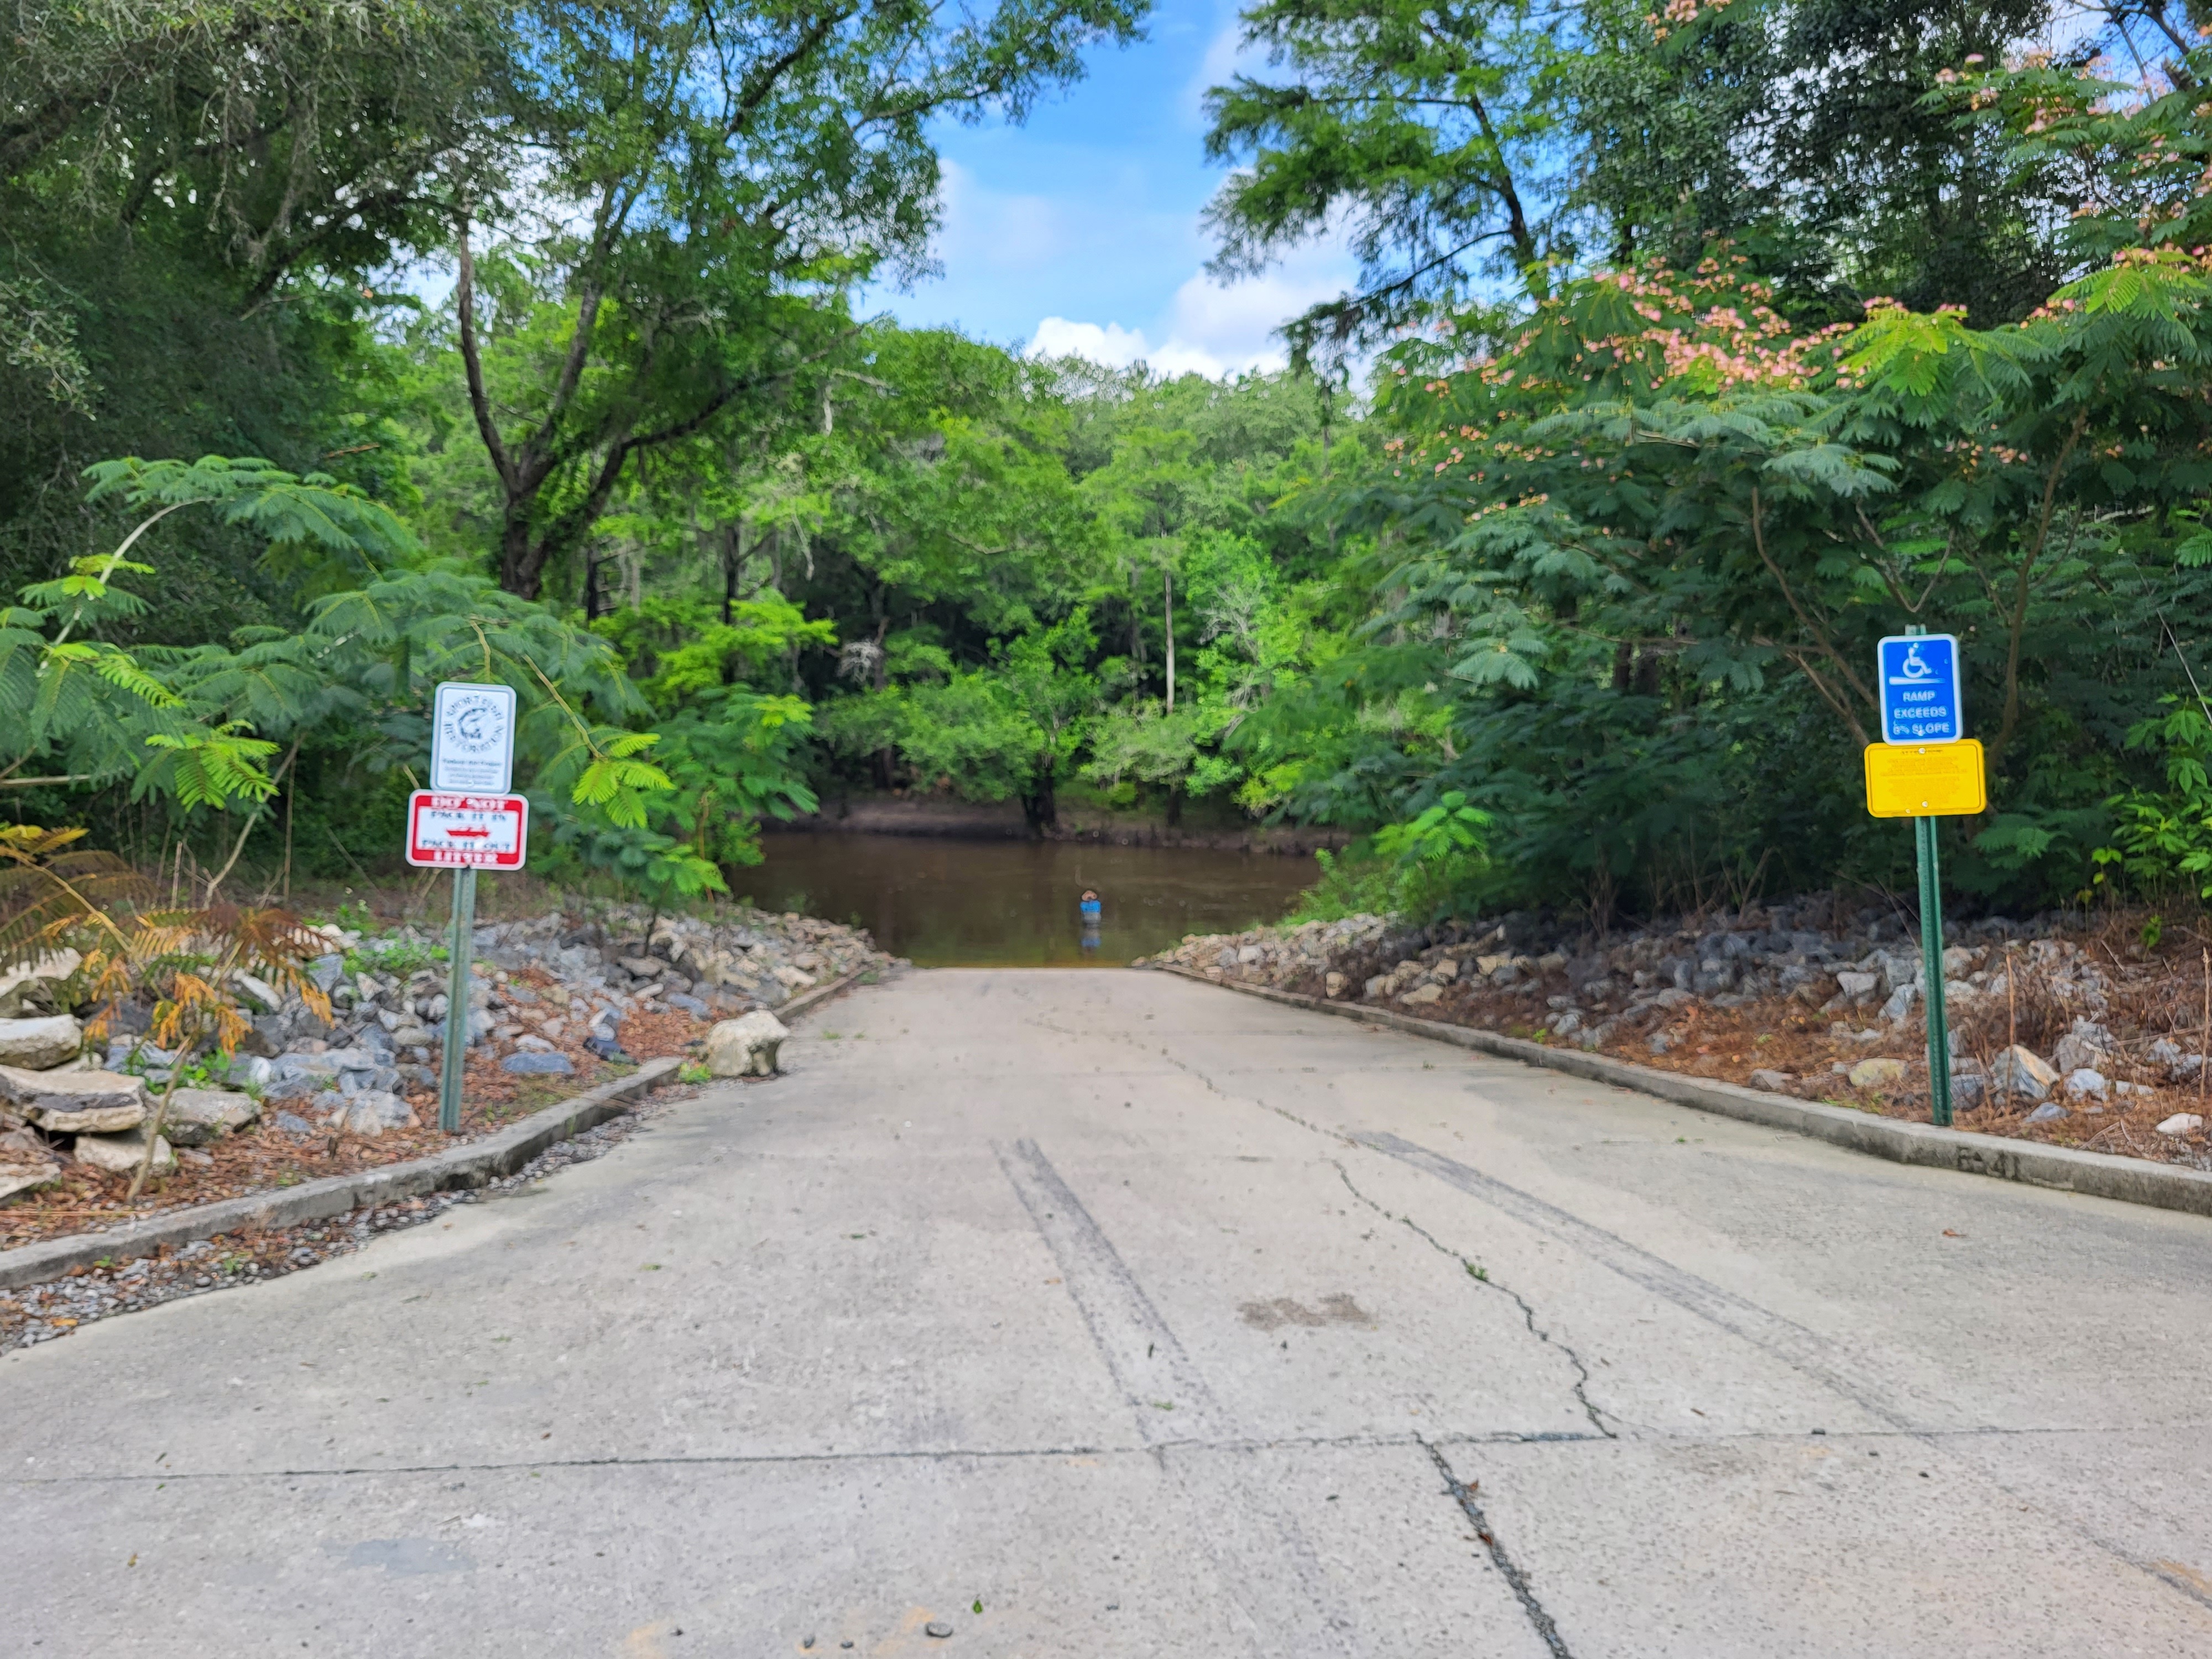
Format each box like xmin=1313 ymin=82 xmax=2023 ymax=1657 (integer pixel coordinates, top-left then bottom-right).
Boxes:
xmin=452 ymin=0 xmax=1148 ymax=600
xmin=1202 ymin=0 xmax=1567 ymax=358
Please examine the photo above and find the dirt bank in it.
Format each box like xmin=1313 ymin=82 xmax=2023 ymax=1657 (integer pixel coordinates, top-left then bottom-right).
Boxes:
xmin=787 ymin=791 xmax=1350 ymax=854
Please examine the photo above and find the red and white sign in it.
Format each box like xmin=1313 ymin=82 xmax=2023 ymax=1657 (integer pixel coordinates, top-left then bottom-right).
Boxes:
xmin=405 ymin=791 xmax=529 ymax=869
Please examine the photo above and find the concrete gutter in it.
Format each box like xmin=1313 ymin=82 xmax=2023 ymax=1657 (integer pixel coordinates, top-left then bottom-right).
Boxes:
xmin=1162 ymin=966 xmax=2212 ymax=1221
xmin=0 ymin=1057 xmax=683 ymax=1293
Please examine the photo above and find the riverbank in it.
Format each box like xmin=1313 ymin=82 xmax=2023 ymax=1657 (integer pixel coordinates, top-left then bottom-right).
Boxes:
xmin=788 ymin=790 xmax=1350 ymax=853
xmin=1144 ymin=901 xmax=2212 ymax=1173
xmin=0 ymin=901 xmax=895 ymax=1249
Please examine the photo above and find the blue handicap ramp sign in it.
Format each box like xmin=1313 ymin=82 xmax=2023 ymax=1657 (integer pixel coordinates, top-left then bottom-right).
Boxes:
xmin=1877 ymin=633 xmax=1964 ymax=743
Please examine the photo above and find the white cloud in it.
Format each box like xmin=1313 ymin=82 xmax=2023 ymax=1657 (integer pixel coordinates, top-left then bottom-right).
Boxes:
xmin=1026 ymin=315 xmax=1232 ymax=377
xmin=1182 ymin=10 xmax=1265 ymax=128
xmin=1025 ymin=240 xmax=1355 ymax=380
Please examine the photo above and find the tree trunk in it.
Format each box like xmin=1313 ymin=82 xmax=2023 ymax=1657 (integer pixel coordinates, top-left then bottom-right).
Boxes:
xmin=1164 ymin=570 xmax=1175 ymax=713
xmin=1021 ymin=771 xmax=1057 ymax=835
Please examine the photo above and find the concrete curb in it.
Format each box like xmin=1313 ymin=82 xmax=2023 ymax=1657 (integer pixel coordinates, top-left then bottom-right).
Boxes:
xmin=1160 ymin=965 xmax=2212 ymax=1220
xmin=0 ymin=1057 xmax=684 ymax=1293
xmin=773 ymin=964 xmax=879 ymax=1021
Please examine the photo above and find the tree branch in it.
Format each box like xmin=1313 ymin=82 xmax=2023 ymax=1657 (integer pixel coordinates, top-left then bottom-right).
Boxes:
xmin=454 ymin=213 xmax=518 ymax=492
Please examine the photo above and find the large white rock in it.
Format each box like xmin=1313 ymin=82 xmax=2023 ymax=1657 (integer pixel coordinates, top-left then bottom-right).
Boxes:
xmin=160 ymin=1088 xmax=260 ymax=1146
xmin=0 ymin=1065 xmax=147 ymax=1132
xmin=73 ymin=1123 xmax=175 ymax=1177
xmin=0 ymin=1014 xmax=82 ymax=1070
xmin=704 ymin=1011 xmax=789 ymax=1078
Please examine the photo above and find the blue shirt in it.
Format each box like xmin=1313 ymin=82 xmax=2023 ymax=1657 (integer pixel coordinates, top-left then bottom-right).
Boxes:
xmin=1079 ymin=899 xmax=1101 ymax=918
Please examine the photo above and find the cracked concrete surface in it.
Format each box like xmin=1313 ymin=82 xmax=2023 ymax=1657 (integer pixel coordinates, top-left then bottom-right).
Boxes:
xmin=6 ymin=967 xmax=2212 ymax=1656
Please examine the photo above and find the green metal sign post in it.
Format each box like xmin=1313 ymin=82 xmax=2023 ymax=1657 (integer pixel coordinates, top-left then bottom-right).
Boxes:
xmin=1866 ymin=622 xmax=1983 ymax=1130
xmin=439 ymin=865 xmax=477 ymax=1134
xmin=1913 ymin=814 xmax=1954 ymax=1127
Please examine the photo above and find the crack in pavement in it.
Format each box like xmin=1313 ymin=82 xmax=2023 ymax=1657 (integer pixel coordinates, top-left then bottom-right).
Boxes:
xmin=8 ymin=1429 xmax=1620 ymax=1488
xmin=19 ymin=1418 xmax=2153 ymax=1490
xmin=1422 ymin=1438 xmax=1576 ymax=1659
xmin=1331 ymin=1161 xmax=1614 ymax=1439
xmin=1091 ymin=998 xmax=2212 ymax=1622
xmin=1092 ymin=1018 xmax=1615 ymax=1441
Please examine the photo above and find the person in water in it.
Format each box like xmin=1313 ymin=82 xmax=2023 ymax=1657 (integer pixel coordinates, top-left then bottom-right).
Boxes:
xmin=1079 ymin=889 xmax=1102 ymax=920
xmin=1078 ymin=888 xmax=1102 ymax=954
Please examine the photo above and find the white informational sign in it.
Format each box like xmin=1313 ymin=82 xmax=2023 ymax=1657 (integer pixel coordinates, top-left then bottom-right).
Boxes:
xmin=430 ymin=681 xmax=517 ymax=794
xmin=404 ymin=791 xmax=530 ymax=869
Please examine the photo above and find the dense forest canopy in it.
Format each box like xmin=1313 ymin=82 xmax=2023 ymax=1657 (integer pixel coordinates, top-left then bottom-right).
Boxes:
xmin=6 ymin=0 xmax=2212 ymax=927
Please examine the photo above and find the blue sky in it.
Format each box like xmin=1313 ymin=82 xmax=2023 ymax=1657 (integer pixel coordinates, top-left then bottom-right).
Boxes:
xmin=865 ymin=0 xmax=1358 ymax=377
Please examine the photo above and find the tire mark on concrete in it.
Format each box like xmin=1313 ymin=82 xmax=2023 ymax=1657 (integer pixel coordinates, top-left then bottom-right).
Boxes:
xmin=993 ymin=1137 xmax=1363 ymax=1655
xmin=994 ymin=1138 xmax=1229 ymax=1442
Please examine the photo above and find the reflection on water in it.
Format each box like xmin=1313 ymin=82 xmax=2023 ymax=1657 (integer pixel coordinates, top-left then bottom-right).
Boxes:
xmin=737 ymin=833 xmax=1318 ymax=967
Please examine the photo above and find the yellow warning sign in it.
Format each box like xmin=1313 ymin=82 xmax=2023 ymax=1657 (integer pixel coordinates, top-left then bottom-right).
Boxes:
xmin=1864 ymin=739 xmax=1985 ymax=817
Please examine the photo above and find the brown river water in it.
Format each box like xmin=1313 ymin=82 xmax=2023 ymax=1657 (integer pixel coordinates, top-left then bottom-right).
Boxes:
xmin=737 ymin=832 xmax=1319 ymax=967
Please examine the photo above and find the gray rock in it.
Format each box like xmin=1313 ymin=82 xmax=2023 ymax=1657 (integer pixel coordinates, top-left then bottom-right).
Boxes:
xmin=338 ymin=1065 xmax=404 ymax=1096
xmin=0 ymin=1159 xmax=62 ymax=1204
xmin=160 ymin=1088 xmax=259 ymax=1146
xmin=925 ymin=1624 xmax=953 ymax=1640
xmin=2051 ymin=1032 xmax=2108 ymax=1076
xmin=308 ymin=954 xmax=346 ymax=994
xmin=0 ymin=1013 xmax=82 ymax=1070
xmin=226 ymin=1054 xmax=273 ymax=1090
xmin=2024 ymin=1100 xmax=2068 ymax=1124
xmin=1879 ymin=982 xmax=1920 ymax=1024
xmin=1832 ymin=969 xmax=1881 ymax=1004
xmin=335 ymin=1090 xmax=416 ymax=1135
xmin=261 ymin=1072 xmax=325 ymax=1105
xmin=73 ymin=1123 xmax=175 ymax=1177
xmin=0 ymin=948 xmax=80 ymax=1018
xmin=665 ymin=992 xmax=709 ymax=1017
xmin=500 ymin=1051 xmax=575 ymax=1076
xmin=1990 ymin=1045 xmax=2058 ymax=1101
xmin=2063 ymin=1067 xmax=2107 ymax=1099
xmin=274 ymin=1112 xmax=314 ymax=1135
xmin=1748 ymin=1068 xmax=1792 ymax=1092
xmin=271 ymin=1051 xmax=341 ymax=1084
xmin=0 ymin=1065 xmax=148 ymax=1132
xmin=232 ymin=971 xmax=281 ymax=1014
